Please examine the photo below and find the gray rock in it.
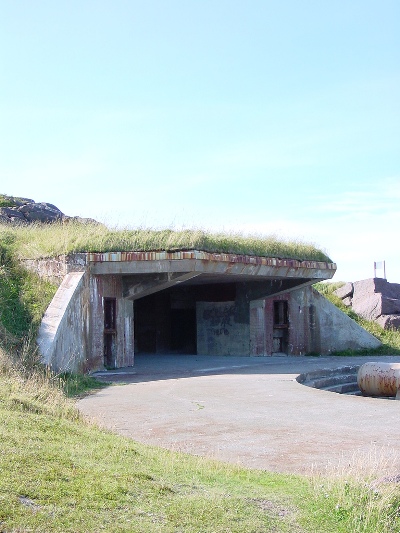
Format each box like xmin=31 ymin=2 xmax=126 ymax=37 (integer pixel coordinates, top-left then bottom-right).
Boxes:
xmin=334 ymin=282 xmax=353 ymax=299
xmin=0 ymin=214 xmax=11 ymax=224
xmin=66 ymin=216 xmax=101 ymax=225
xmin=352 ymin=292 xmax=382 ymax=320
xmin=345 ymin=278 xmax=400 ymax=328
xmin=0 ymin=195 xmax=100 ymax=227
xmin=376 ymin=315 xmax=400 ymax=329
xmin=0 ymin=207 xmax=26 ymax=220
xmin=342 ymin=297 xmax=352 ymax=307
xmin=18 ymin=202 xmax=63 ymax=223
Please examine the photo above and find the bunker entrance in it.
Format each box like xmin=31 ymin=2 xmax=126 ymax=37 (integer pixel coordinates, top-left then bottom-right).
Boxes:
xmin=134 ymin=291 xmax=197 ymax=354
xmin=133 ymin=283 xmax=236 ymax=355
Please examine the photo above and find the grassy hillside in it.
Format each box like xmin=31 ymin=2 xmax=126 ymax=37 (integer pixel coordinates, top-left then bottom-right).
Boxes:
xmin=0 ymin=219 xmax=332 ymax=262
xmin=314 ymin=282 xmax=400 ymax=355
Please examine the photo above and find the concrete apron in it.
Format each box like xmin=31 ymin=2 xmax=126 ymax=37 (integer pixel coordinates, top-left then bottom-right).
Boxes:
xmin=77 ymin=354 xmax=400 ymax=475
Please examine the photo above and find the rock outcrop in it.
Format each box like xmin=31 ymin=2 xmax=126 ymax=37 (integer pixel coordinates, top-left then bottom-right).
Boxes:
xmin=334 ymin=278 xmax=400 ymax=330
xmin=0 ymin=195 xmax=98 ymax=225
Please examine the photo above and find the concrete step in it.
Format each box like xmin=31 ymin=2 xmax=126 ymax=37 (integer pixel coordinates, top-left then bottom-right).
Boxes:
xmin=321 ymin=381 xmax=360 ymax=394
xmin=297 ymin=365 xmax=361 ymax=396
xmin=310 ymin=373 xmax=358 ymax=389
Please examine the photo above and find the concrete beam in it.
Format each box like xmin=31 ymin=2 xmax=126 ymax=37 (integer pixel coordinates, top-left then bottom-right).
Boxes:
xmin=245 ymin=278 xmax=317 ymax=301
xmin=125 ymin=272 xmax=201 ymax=300
xmin=88 ymin=251 xmax=336 ymax=281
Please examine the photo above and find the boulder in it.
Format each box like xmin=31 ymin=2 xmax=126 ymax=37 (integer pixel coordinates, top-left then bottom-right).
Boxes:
xmin=334 ymin=282 xmax=353 ymax=299
xmin=18 ymin=202 xmax=63 ymax=223
xmin=0 ymin=196 xmax=99 ymax=226
xmin=352 ymin=293 xmax=400 ymax=321
xmin=0 ymin=207 xmax=26 ymax=221
xmin=0 ymin=214 xmax=11 ymax=224
xmin=335 ymin=278 xmax=400 ymax=330
xmin=376 ymin=315 xmax=400 ymax=330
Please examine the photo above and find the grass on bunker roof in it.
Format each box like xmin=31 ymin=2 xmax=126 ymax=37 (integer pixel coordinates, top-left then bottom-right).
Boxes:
xmin=0 ymin=220 xmax=332 ymax=262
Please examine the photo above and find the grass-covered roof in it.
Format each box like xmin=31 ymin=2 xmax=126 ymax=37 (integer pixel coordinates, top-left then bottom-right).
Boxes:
xmin=0 ymin=221 xmax=333 ymax=263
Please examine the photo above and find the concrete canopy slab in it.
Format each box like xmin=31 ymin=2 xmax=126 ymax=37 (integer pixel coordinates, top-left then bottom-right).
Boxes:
xmin=88 ymin=250 xmax=336 ymax=283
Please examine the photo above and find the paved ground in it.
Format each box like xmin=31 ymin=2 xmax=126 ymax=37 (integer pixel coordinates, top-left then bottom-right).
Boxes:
xmin=77 ymin=354 xmax=400 ymax=475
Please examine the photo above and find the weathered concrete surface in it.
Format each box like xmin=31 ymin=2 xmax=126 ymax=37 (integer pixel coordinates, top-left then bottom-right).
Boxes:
xmin=88 ymin=250 xmax=336 ymax=281
xmin=311 ymin=289 xmax=381 ymax=352
xmin=37 ymin=272 xmax=91 ymax=372
xmin=197 ymin=302 xmax=250 ymax=356
xmin=78 ymin=354 xmax=400 ymax=475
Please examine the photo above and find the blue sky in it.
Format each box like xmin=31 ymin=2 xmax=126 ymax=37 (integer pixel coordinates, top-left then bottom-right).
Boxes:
xmin=1 ymin=1 xmax=399 ymax=282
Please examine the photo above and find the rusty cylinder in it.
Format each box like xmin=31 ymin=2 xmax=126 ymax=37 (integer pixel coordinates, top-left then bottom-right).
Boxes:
xmin=357 ymin=362 xmax=400 ymax=398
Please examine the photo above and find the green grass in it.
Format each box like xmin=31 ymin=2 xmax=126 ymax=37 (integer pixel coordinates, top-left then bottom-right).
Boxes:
xmin=0 ymin=194 xmax=26 ymax=208
xmin=0 ymin=219 xmax=333 ymax=262
xmin=314 ymin=282 xmax=400 ymax=355
xmin=0 ymin=233 xmax=56 ymax=340
xmin=1 ymin=343 xmax=400 ymax=532
xmin=2 ymin=345 xmax=400 ymax=532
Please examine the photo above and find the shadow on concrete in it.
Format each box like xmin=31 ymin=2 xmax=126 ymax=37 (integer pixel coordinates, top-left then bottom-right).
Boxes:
xmin=91 ymin=353 xmax=400 ymax=385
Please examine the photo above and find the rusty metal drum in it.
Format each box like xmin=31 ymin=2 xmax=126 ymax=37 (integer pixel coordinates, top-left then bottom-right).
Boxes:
xmin=357 ymin=362 xmax=400 ymax=397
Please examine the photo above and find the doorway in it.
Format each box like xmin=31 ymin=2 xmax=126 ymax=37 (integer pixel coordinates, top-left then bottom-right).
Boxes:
xmin=104 ymin=297 xmax=117 ymax=368
xmin=272 ymin=300 xmax=289 ymax=353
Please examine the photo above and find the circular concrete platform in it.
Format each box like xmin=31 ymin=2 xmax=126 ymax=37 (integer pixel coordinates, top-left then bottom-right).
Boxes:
xmin=77 ymin=354 xmax=400 ymax=474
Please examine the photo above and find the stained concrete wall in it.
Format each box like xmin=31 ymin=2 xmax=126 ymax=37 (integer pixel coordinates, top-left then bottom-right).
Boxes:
xmin=197 ymin=301 xmax=250 ymax=355
xmin=90 ymin=275 xmax=134 ymax=369
xmin=252 ymin=286 xmax=381 ymax=356
xmin=311 ymin=288 xmax=381 ymax=353
xmin=22 ymin=254 xmax=87 ymax=286
xmin=37 ymin=272 xmax=91 ymax=372
xmin=37 ymin=272 xmax=134 ymax=372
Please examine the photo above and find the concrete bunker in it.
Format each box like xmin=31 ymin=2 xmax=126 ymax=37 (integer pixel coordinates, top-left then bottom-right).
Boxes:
xmin=36 ymin=250 xmax=382 ymax=373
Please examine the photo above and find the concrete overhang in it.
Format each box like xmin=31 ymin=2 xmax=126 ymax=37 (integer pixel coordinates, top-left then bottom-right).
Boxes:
xmin=87 ymin=250 xmax=336 ymax=300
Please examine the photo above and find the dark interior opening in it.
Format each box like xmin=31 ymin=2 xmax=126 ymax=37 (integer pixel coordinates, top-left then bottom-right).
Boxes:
xmin=104 ymin=297 xmax=117 ymax=368
xmin=273 ymin=300 xmax=289 ymax=353
xmin=274 ymin=300 xmax=288 ymax=326
xmin=134 ymin=284 xmax=236 ymax=355
xmin=171 ymin=308 xmax=197 ymax=353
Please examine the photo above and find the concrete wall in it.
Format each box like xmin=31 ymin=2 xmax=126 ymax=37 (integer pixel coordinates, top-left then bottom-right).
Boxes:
xmin=311 ymin=288 xmax=381 ymax=353
xmin=22 ymin=254 xmax=87 ymax=286
xmin=90 ymin=275 xmax=134 ymax=369
xmin=197 ymin=301 xmax=250 ymax=355
xmin=37 ymin=272 xmax=91 ymax=372
xmin=251 ymin=286 xmax=381 ymax=356
xmin=37 ymin=271 xmax=134 ymax=372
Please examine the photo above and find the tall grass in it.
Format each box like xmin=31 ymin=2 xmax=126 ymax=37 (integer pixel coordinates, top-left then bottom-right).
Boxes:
xmin=0 ymin=231 xmax=56 ymax=338
xmin=0 ymin=342 xmax=79 ymax=420
xmin=0 ymin=221 xmax=332 ymax=262
xmin=311 ymin=448 xmax=400 ymax=533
